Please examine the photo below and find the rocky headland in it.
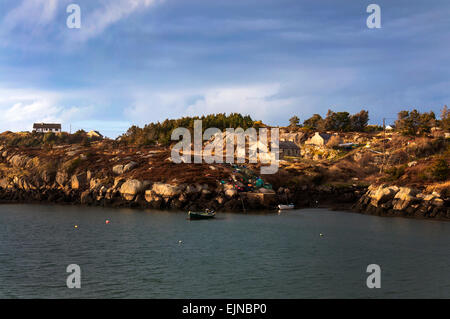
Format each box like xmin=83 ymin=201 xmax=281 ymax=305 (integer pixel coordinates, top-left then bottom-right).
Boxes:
xmin=0 ymin=129 xmax=448 ymax=220
xmin=0 ymin=146 xmax=364 ymax=212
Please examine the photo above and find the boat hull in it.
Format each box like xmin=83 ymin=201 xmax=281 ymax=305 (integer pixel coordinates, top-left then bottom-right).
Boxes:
xmin=188 ymin=211 xmax=216 ymax=220
xmin=278 ymin=204 xmax=294 ymax=210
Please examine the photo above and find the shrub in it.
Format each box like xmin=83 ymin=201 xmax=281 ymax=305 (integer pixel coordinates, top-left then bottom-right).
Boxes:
xmin=82 ymin=137 xmax=91 ymax=147
xmin=387 ymin=150 xmax=409 ymax=165
xmin=388 ymin=135 xmax=409 ymax=148
xmin=357 ymin=152 xmax=374 ymax=167
xmin=312 ymin=173 xmax=325 ymax=185
xmin=385 ymin=165 xmax=406 ymax=180
xmin=66 ymin=158 xmax=83 ymax=175
xmin=326 ymin=135 xmax=342 ymax=148
xmin=431 ymin=158 xmax=449 ymax=181
xmin=43 ymin=132 xmax=57 ymax=144
xmin=408 ymin=137 xmax=445 ymax=158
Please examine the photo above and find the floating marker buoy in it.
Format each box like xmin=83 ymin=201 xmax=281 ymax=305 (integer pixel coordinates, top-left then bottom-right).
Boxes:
xmin=178 ymin=240 xmax=182 ymax=244
xmin=320 ymin=233 xmax=324 ymax=237
xmin=105 ymin=220 xmax=110 ymax=224
xmin=74 ymin=225 xmax=78 ymax=229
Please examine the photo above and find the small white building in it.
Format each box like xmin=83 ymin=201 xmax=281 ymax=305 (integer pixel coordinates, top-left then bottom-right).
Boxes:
xmin=33 ymin=123 xmax=61 ymax=133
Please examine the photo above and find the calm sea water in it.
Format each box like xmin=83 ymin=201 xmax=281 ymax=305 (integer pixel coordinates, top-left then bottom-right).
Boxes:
xmin=0 ymin=204 xmax=449 ymax=298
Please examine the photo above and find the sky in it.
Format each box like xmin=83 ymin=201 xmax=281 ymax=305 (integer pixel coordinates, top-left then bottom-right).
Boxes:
xmin=0 ymin=0 xmax=449 ymax=138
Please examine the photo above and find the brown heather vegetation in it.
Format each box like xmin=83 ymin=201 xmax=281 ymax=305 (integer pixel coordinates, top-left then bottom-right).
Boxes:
xmin=0 ymin=109 xmax=448 ymax=196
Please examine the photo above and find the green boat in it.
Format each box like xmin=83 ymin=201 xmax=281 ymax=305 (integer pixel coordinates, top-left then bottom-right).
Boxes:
xmin=188 ymin=210 xmax=216 ymax=220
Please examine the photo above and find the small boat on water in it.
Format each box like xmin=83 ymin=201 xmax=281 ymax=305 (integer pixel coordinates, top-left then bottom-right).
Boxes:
xmin=278 ymin=204 xmax=295 ymax=210
xmin=188 ymin=209 xmax=216 ymax=220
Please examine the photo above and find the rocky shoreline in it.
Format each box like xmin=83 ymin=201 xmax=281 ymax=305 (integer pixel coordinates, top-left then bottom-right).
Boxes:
xmin=0 ymin=178 xmax=364 ymax=212
xmin=354 ymin=184 xmax=450 ymax=220
xmin=1 ymin=181 xmax=449 ymax=220
xmin=0 ymin=146 xmax=448 ymax=219
xmin=0 ymin=147 xmax=367 ymax=213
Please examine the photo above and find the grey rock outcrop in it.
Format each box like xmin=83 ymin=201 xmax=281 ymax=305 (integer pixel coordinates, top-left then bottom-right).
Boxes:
xmin=152 ymin=183 xmax=182 ymax=198
xmin=120 ymin=179 xmax=144 ymax=201
xmin=355 ymin=184 xmax=449 ymax=219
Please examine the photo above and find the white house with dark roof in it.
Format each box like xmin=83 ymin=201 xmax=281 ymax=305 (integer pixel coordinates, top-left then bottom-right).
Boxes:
xmin=32 ymin=123 xmax=62 ymax=133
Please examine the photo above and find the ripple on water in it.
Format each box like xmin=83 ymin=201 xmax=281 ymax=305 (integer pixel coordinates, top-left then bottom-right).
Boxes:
xmin=0 ymin=205 xmax=449 ymax=298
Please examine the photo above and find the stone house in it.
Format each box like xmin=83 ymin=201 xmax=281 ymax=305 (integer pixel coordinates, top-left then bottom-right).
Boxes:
xmin=279 ymin=141 xmax=300 ymax=158
xmin=305 ymin=132 xmax=331 ymax=146
xmin=279 ymin=131 xmax=306 ymax=147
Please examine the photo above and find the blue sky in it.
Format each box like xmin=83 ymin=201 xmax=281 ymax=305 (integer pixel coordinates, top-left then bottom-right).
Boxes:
xmin=0 ymin=0 xmax=449 ymax=137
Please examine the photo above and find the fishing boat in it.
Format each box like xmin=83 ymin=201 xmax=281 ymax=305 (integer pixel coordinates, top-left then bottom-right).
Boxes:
xmin=277 ymin=204 xmax=295 ymax=210
xmin=188 ymin=209 xmax=216 ymax=220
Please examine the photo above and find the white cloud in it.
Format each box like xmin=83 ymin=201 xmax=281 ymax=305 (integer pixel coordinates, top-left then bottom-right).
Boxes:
xmin=124 ymin=84 xmax=301 ymax=126
xmin=121 ymin=68 xmax=365 ymax=127
xmin=185 ymin=84 xmax=296 ymax=121
xmin=124 ymin=89 xmax=194 ymax=124
xmin=3 ymin=0 xmax=61 ymax=30
xmin=1 ymin=0 xmax=163 ymax=46
xmin=0 ymin=88 xmax=91 ymax=132
xmin=73 ymin=0 xmax=163 ymax=42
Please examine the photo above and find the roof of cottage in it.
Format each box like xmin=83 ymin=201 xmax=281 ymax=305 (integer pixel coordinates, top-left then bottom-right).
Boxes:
xmin=33 ymin=123 xmax=61 ymax=130
xmin=279 ymin=141 xmax=300 ymax=150
xmin=315 ymin=132 xmax=331 ymax=141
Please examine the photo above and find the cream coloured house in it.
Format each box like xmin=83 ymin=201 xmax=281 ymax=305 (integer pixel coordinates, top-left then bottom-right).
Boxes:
xmin=87 ymin=130 xmax=103 ymax=138
xmin=305 ymin=132 xmax=331 ymax=146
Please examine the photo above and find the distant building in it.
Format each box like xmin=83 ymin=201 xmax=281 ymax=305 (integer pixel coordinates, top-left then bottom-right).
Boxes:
xmin=305 ymin=132 xmax=331 ymax=146
xmin=279 ymin=132 xmax=306 ymax=147
xmin=87 ymin=130 xmax=103 ymax=139
xmin=33 ymin=123 xmax=61 ymax=133
xmin=279 ymin=141 xmax=300 ymax=158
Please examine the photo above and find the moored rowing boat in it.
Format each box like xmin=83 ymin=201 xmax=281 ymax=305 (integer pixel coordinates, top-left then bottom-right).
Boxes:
xmin=188 ymin=210 xmax=216 ymax=220
xmin=278 ymin=204 xmax=294 ymax=210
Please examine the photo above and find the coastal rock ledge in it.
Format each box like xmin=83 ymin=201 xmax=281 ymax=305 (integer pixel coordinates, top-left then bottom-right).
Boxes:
xmin=354 ymin=184 xmax=450 ymax=220
xmin=0 ymin=171 xmax=366 ymax=213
